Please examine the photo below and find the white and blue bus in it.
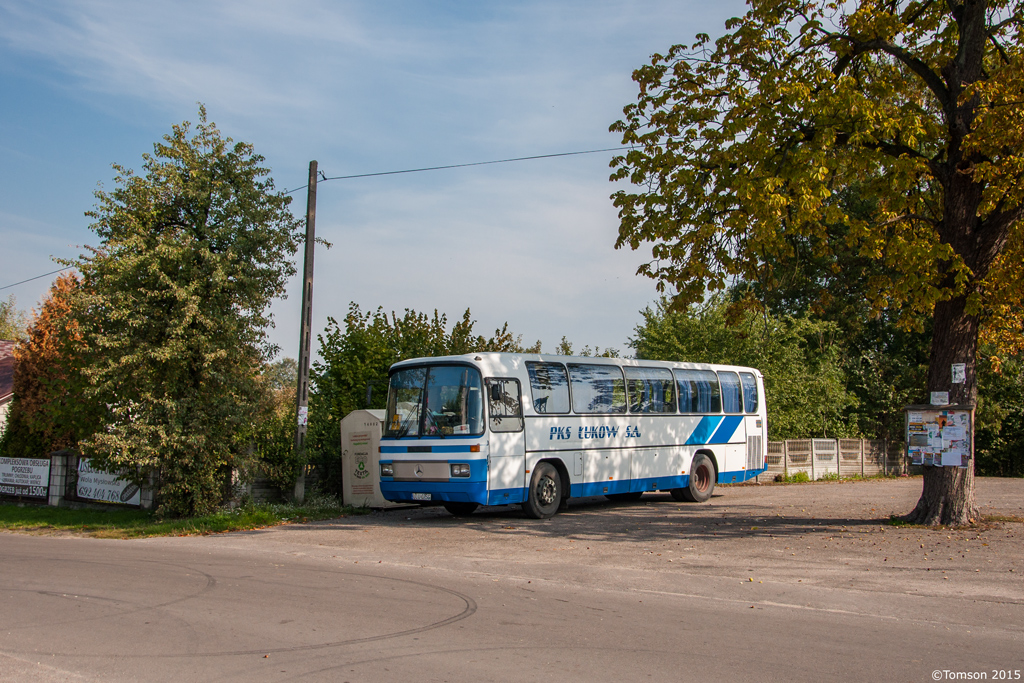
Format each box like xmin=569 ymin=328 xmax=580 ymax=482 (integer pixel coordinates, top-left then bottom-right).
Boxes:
xmin=378 ymin=353 xmax=766 ymax=518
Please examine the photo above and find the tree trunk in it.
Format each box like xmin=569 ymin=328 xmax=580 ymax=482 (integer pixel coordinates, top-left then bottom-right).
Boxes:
xmin=904 ymin=295 xmax=979 ymax=526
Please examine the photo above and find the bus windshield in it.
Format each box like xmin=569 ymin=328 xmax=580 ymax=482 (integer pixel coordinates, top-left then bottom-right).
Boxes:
xmin=385 ymin=365 xmax=484 ymax=438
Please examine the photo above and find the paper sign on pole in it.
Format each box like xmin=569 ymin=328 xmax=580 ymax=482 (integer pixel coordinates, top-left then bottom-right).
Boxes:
xmin=951 ymin=363 xmax=966 ymax=384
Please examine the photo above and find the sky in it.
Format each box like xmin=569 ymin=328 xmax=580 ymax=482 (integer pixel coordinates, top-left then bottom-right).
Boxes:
xmin=0 ymin=0 xmax=747 ymax=362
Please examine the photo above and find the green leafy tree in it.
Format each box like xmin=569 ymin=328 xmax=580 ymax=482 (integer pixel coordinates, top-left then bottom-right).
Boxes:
xmin=974 ymin=349 xmax=1024 ymax=477
xmin=632 ymin=296 xmax=858 ymax=439
xmin=611 ymin=0 xmax=1023 ymax=525
xmin=733 ymin=185 xmax=933 ymax=446
xmin=70 ymin=107 xmax=302 ymax=517
xmin=235 ymin=359 xmax=300 ymax=494
xmin=0 ymin=295 xmax=29 ymax=341
xmin=263 ymin=357 xmax=298 ymax=393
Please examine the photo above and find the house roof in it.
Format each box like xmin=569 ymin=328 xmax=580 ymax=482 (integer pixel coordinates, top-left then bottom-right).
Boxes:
xmin=0 ymin=340 xmax=15 ymax=404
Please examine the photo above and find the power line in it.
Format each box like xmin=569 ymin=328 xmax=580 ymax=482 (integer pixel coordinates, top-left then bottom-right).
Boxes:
xmin=283 ymin=146 xmax=626 ymax=194
xmin=0 ymin=267 xmax=74 ymax=292
xmin=5 ymin=146 xmax=628 ymax=291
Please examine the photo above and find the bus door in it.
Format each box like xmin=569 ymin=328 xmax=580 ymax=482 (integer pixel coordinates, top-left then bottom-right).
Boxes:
xmin=740 ymin=372 xmax=765 ymax=473
xmin=485 ymin=378 xmax=526 ymax=505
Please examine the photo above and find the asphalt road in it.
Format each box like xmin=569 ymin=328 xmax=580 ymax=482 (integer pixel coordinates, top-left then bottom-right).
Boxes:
xmin=1 ymin=478 xmax=1022 ymax=682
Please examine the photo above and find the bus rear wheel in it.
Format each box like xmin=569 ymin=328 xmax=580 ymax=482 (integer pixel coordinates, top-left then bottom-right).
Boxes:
xmin=606 ymin=491 xmax=644 ymax=502
xmin=671 ymin=453 xmax=715 ymax=503
xmin=523 ymin=462 xmax=562 ymax=519
xmin=443 ymin=502 xmax=479 ymax=517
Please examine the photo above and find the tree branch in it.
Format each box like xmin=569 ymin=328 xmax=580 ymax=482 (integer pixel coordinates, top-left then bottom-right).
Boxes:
xmin=844 ymin=38 xmax=951 ymax=109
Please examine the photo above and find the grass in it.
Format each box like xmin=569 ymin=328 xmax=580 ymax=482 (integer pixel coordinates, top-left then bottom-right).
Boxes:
xmin=0 ymin=494 xmax=365 ymax=539
xmin=887 ymin=514 xmax=918 ymax=527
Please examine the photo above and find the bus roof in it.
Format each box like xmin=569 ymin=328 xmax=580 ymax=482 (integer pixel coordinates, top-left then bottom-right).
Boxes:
xmin=388 ymin=352 xmax=762 ymax=378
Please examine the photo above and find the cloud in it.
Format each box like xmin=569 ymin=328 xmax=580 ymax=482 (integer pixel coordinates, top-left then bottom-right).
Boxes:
xmin=266 ymin=156 xmax=656 ymax=356
xmin=1 ymin=0 xmax=747 ymax=358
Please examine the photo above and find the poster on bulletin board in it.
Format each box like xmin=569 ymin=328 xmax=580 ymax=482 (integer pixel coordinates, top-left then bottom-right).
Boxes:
xmin=905 ymin=405 xmax=973 ymax=468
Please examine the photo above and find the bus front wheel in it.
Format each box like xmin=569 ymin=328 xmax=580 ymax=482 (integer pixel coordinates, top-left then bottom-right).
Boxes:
xmin=523 ymin=462 xmax=562 ymax=519
xmin=672 ymin=453 xmax=715 ymax=503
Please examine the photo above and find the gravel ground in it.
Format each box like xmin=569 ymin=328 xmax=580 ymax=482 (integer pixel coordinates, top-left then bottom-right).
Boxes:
xmin=256 ymin=476 xmax=1023 ymax=605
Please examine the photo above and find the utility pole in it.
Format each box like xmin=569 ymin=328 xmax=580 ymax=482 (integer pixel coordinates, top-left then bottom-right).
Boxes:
xmin=293 ymin=160 xmax=317 ymax=503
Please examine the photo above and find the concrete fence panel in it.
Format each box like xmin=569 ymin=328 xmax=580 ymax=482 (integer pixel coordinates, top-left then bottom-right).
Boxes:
xmin=839 ymin=439 xmax=865 ymax=477
xmin=785 ymin=440 xmax=813 ymax=478
xmin=765 ymin=441 xmax=786 ymax=477
xmin=812 ymin=439 xmax=839 ymax=478
xmin=760 ymin=438 xmax=897 ymax=482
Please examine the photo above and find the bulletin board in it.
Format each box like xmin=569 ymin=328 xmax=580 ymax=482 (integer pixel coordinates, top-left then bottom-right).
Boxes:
xmin=904 ymin=405 xmax=973 ymax=468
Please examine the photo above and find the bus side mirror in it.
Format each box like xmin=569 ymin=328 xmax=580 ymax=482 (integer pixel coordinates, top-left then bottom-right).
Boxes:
xmin=489 ymin=384 xmax=502 ymax=402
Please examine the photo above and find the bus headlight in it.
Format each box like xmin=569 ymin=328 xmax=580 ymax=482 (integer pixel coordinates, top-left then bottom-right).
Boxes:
xmin=450 ymin=463 xmax=471 ymax=477
xmin=380 ymin=463 xmax=394 ymax=477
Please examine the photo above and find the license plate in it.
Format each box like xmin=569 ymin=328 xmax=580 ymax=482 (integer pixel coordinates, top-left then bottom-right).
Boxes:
xmin=412 ymin=492 xmax=431 ymax=501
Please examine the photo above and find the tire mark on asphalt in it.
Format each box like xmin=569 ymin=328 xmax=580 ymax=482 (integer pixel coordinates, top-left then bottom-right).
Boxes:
xmin=162 ymin=569 xmax=479 ymax=658
xmin=0 ymin=556 xmax=218 ymax=632
xmin=2 ymin=562 xmax=477 ymax=659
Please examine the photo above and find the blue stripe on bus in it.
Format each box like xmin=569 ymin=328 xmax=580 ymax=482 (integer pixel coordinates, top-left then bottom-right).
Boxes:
xmin=684 ymin=416 xmax=723 ymax=445
xmin=717 ymin=467 xmax=764 ymax=484
xmin=708 ymin=415 xmax=744 ymax=443
xmin=380 ymin=466 xmax=768 ymax=507
xmin=569 ymin=467 xmax=766 ymax=498
xmin=487 ymin=487 xmax=527 ymax=505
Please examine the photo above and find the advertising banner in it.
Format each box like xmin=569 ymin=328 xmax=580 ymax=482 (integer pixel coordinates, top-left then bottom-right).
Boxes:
xmin=0 ymin=457 xmax=51 ymax=498
xmin=77 ymin=458 xmax=142 ymax=506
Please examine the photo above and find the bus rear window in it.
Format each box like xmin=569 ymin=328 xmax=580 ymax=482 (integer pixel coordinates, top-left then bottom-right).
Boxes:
xmin=675 ymin=369 xmax=722 ymax=414
xmin=740 ymin=372 xmax=759 ymax=413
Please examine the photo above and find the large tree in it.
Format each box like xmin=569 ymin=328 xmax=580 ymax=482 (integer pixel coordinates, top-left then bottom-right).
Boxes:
xmin=611 ymin=0 xmax=1023 ymax=525
xmin=0 ymin=275 xmax=94 ymax=457
xmin=70 ymin=108 xmax=302 ymax=516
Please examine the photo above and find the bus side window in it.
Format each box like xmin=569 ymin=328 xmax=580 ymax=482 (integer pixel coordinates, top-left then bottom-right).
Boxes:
xmin=526 ymin=362 xmax=570 ymax=414
xmin=486 ymin=378 xmax=523 ymax=432
xmin=740 ymin=372 xmax=759 ymax=413
xmin=625 ymin=367 xmax=676 ymax=413
xmin=567 ymin=363 xmax=627 ymax=414
xmin=675 ymin=369 xmax=722 ymax=414
xmin=718 ymin=371 xmax=742 ymax=413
